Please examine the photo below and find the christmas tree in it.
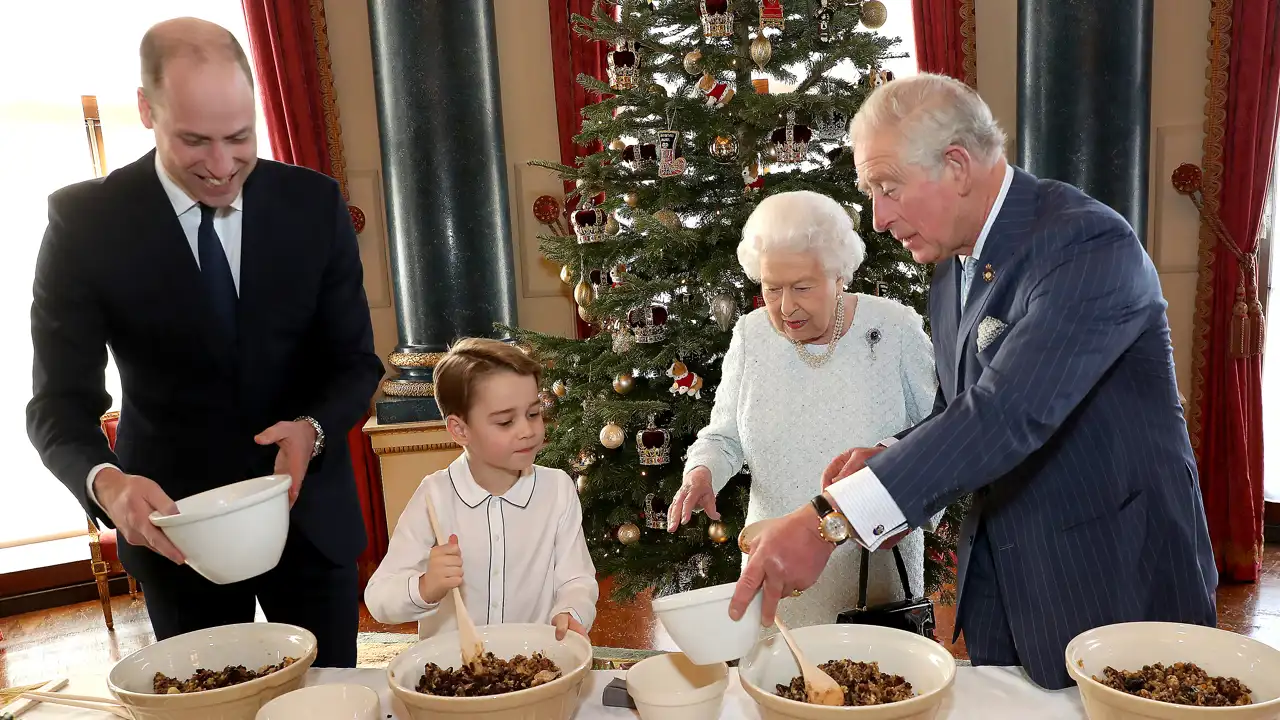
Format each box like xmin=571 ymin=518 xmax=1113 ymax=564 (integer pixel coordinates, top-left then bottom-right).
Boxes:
xmin=509 ymin=0 xmax=965 ymax=602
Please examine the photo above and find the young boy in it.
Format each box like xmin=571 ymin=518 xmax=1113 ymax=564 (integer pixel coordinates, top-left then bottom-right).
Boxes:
xmin=365 ymin=338 xmax=598 ymax=640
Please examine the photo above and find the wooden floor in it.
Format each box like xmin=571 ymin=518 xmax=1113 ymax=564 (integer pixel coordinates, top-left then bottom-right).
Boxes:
xmin=2 ymin=544 xmax=1277 ymax=687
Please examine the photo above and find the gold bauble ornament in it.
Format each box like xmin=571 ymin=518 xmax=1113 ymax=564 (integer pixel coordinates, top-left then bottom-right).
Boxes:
xmin=560 ymin=265 xmax=574 ymax=284
xmin=578 ymin=304 xmax=595 ymax=322
xmin=750 ymin=34 xmax=772 ymax=70
xmin=600 ymin=421 xmax=626 ymax=449
xmin=648 ymin=82 xmax=668 ymax=97
xmin=574 ymin=279 xmax=595 ymax=307
xmin=654 ymin=209 xmax=680 ymax=229
xmin=552 ymin=380 xmax=568 ymax=397
xmin=575 ymin=475 xmax=587 ymax=493
xmin=709 ymin=135 xmax=738 ymax=163
xmin=708 ymin=521 xmax=730 ymax=544
xmin=617 ymin=522 xmax=641 ymax=545
xmin=625 ymin=192 xmax=640 ymax=207
xmin=610 ymin=139 xmax=627 ymax=151
xmin=605 ymin=214 xmax=621 ymax=235
xmin=613 ymin=372 xmax=635 ymax=394
xmin=683 ymin=50 xmax=703 ymax=75
xmin=860 ymin=0 xmax=888 ymax=29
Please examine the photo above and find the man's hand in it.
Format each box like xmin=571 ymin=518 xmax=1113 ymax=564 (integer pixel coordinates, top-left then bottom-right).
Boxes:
xmin=821 ymin=446 xmax=887 ymax=489
xmin=93 ymin=467 xmax=185 ymax=565
xmin=255 ymin=420 xmax=318 ymax=505
xmin=667 ymin=466 xmax=720 ymax=532
xmin=418 ymin=534 xmax=464 ymax=604
xmin=729 ymin=504 xmax=835 ymax=626
xmin=552 ymin=612 xmax=588 ymax=641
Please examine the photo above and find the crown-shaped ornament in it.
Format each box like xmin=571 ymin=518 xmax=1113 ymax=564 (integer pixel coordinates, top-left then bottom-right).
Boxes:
xmin=644 ymin=492 xmax=668 ymax=529
xmin=627 ymin=303 xmax=669 ymax=343
xmin=770 ymin=110 xmax=812 ymax=164
xmin=700 ymin=0 xmax=734 ymax=38
xmin=815 ymin=108 xmax=849 ymax=141
xmin=607 ymin=39 xmax=640 ymax=91
xmin=571 ymin=197 xmax=607 ymax=245
xmin=637 ymin=415 xmax=671 ymax=466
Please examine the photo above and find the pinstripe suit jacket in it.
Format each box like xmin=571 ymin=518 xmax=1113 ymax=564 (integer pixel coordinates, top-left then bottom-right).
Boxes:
xmin=867 ymin=167 xmax=1218 ymax=689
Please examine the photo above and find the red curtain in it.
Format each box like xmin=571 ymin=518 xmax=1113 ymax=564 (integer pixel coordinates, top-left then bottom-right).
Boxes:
xmin=1195 ymin=0 xmax=1280 ymax=582
xmin=240 ymin=0 xmax=388 ymax=584
xmin=241 ymin=0 xmax=332 ymax=174
xmin=549 ymin=0 xmax=613 ymax=339
xmin=911 ymin=0 xmax=976 ymax=87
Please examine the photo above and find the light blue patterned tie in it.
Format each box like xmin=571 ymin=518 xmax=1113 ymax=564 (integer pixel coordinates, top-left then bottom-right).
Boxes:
xmin=960 ymin=255 xmax=979 ymax=307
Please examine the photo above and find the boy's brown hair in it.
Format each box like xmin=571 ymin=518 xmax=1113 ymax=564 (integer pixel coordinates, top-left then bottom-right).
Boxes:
xmin=434 ymin=338 xmax=542 ymax=419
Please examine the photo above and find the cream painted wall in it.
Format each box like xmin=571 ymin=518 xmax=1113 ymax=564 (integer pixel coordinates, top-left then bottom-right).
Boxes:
xmin=323 ymin=0 xmax=576 ymax=364
xmin=974 ymin=0 xmax=1210 ymax=397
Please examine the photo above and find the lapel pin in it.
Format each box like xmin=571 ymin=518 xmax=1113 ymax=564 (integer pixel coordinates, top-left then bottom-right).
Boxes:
xmin=982 ymin=263 xmax=995 ymax=283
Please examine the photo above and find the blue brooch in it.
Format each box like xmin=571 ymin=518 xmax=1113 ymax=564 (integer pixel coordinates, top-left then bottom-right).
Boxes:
xmin=866 ymin=328 xmax=882 ymax=355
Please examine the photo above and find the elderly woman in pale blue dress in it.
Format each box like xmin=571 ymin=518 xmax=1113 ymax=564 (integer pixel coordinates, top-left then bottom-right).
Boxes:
xmin=667 ymin=190 xmax=938 ymax=629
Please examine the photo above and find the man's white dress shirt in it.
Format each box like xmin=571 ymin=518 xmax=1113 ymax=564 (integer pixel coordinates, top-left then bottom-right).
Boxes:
xmin=365 ymin=453 xmax=599 ymax=639
xmin=85 ymin=155 xmax=245 ymax=507
xmin=828 ymin=162 xmax=1014 ymax=549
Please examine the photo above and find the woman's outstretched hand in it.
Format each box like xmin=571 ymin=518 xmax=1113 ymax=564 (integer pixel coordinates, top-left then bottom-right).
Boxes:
xmin=667 ymin=466 xmax=720 ymax=532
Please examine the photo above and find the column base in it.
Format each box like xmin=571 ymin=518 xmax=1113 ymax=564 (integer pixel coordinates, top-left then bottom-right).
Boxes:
xmin=375 ymin=395 xmax=443 ymax=424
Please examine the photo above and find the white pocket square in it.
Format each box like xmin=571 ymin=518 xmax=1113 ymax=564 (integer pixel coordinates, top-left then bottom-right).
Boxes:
xmin=977 ymin=316 xmax=1008 ymax=353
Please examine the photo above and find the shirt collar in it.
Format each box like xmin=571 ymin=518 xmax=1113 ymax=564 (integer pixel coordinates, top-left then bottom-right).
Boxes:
xmin=153 ymin=152 xmax=243 ymax=216
xmin=967 ymin=161 xmax=1014 ymax=262
xmin=448 ymin=453 xmax=537 ymax=509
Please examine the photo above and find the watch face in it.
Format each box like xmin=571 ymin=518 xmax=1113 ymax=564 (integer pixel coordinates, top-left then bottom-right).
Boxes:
xmin=820 ymin=513 xmax=851 ymax=543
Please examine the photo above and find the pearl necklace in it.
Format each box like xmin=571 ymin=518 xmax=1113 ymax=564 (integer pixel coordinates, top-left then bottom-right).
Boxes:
xmin=785 ymin=293 xmax=847 ymax=369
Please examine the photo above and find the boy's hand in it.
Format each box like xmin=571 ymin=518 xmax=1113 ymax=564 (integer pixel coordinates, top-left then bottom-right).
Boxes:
xmin=418 ymin=534 xmax=463 ymax=604
xmin=552 ymin=612 xmax=587 ymax=641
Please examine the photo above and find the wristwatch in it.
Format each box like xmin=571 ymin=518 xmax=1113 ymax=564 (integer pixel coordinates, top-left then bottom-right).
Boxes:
xmin=296 ymin=416 xmax=325 ymax=458
xmin=810 ymin=494 xmax=853 ymax=545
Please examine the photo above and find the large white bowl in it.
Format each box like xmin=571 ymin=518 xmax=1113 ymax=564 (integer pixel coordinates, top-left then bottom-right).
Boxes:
xmin=626 ymin=652 xmax=729 ymax=720
xmin=386 ymin=623 xmax=593 ymax=720
xmin=1066 ymin=621 xmax=1280 ymax=719
xmin=651 ymin=582 xmax=764 ymax=665
xmin=107 ymin=622 xmax=318 ymax=720
xmin=739 ymin=624 xmax=956 ymax=720
xmin=151 ymin=475 xmax=291 ymax=585
xmin=255 ymin=684 xmax=380 ymax=720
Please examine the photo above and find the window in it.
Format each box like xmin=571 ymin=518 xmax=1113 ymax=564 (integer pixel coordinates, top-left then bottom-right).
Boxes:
xmin=0 ymin=1 xmax=271 ymax=555
xmin=1263 ymin=142 xmax=1278 ymax=506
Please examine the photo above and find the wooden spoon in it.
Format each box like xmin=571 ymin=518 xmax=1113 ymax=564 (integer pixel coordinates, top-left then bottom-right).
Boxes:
xmin=421 ymin=490 xmax=485 ymax=668
xmin=774 ymin=618 xmax=844 ymax=706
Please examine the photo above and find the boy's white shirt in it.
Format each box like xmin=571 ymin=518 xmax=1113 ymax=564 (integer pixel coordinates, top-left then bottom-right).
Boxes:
xmin=364 ymin=453 xmax=599 ymax=639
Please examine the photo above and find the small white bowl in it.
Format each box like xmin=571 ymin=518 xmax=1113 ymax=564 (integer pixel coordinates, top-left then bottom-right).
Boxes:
xmin=386 ymin=623 xmax=593 ymax=720
xmin=255 ymin=684 xmax=380 ymax=720
xmin=651 ymin=582 xmax=763 ymax=665
xmin=108 ymin=622 xmax=317 ymax=720
xmin=151 ymin=475 xmax=291 ymax=585
xmin=1066 ymin=621 xmax=1280 ymax=719
xmin=626 ymin=652 xmax=728 ymax=720
xmin=739 ymin=623 xmax=956 ymax=719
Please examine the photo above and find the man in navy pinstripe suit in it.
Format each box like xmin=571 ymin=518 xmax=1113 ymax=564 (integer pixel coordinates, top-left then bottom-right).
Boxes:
xmin=729 ymin=74 xmax=1218 ymax=690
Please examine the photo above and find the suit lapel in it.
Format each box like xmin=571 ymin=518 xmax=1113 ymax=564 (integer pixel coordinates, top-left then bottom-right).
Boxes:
xmin=952 ymin=168 xmax=1039 ymax=390
xmin=930 ymin=259 xmax=960 ymax=400
xmin=127 ymin=152 xmax=235 ymax=372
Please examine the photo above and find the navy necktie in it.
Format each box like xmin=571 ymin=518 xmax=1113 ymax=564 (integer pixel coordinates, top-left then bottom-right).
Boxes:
xmin=198 ymin=203 xmax=237 ymax=337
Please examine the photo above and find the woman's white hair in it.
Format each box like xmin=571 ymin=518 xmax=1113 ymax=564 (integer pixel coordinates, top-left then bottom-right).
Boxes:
xmin=738 ymin=190 xmax=865 ymax=282
xmin=850 ymin=72 xmax=1007 ymax=171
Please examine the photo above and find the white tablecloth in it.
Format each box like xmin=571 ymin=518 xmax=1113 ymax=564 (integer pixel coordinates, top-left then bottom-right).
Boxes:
xmin=17 ymin=666 xmax=1087 ymax=719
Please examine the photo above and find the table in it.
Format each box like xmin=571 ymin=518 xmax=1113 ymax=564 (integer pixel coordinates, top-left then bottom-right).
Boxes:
xmin=18 ymin=667 xmax=1088 ymax=719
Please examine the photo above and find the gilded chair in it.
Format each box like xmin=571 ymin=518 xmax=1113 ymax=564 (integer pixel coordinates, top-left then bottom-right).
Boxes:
xmin=91 ymin=410 xmax=138 ymax=630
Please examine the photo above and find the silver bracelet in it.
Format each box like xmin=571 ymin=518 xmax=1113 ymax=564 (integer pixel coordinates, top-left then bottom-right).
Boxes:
xmin=295 ymin=416 xmax=325 ymax=458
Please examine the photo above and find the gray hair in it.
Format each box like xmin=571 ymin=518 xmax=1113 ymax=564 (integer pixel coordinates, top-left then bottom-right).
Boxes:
xmin=738 ymin=191 xmax=866 ymax=282
xmin=850 ymin=73 xmax=1006 ymax=171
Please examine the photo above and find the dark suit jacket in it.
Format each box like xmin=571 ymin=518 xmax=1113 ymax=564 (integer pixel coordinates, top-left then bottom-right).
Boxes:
xmin=870 ymin=167 xmax=1218 ymax=689
xmin=27 ymin=150 xmax=384 ymax=578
